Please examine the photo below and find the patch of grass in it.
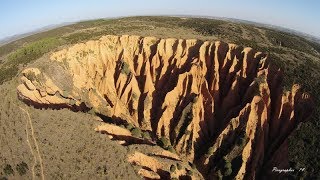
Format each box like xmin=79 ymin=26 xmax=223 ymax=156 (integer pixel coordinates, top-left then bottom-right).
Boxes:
xmin=7 ymin=37 xmax=61 ymax=66
xmin=0 ymin=37 xmax=62 ymax=84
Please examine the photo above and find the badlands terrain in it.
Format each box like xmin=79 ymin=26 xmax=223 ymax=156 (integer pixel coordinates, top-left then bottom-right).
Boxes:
xmin=0 ymin=16 xmax=319 ymax=179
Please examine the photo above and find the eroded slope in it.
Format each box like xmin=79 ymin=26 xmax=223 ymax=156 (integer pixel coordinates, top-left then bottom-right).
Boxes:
xmin=17 ymin=35 xmax=313 ymax=179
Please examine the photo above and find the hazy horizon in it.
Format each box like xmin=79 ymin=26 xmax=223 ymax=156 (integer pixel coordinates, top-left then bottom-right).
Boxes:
xmin=1 ymin=0 xmax=320 ymax=39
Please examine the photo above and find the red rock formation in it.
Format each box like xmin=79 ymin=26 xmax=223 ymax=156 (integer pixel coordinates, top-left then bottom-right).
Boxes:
xmin=17 ymin=35 xmax=314 ymax=179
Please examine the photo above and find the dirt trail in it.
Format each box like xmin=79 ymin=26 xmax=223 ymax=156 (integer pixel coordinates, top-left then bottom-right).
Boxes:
xmin=18 ymin=106 xmax=45 ymax=180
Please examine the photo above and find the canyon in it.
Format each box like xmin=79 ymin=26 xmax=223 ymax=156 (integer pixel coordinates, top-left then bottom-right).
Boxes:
xmin=16 ymin=35 xmax=314 ymax=179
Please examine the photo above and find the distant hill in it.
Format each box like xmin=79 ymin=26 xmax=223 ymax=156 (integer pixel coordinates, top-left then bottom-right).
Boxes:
xmin=0 ymin=22 xmax=74 ymax=46
xmin=173 ymin=15 xmax=320 ymax=44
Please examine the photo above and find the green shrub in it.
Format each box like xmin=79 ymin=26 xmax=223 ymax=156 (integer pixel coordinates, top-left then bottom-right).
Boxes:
xmin=191 ymin=95 xmax=198 ymax=103
xmin=16 ymin=162 xmax=28 ymax=176
xmin=7 ymin=37 xmax=61 ymax=66
xmin=120 ymin=61 xmax=131 ymax=75
xmin=217 ymin=170 xmax=223 ymax=180
xmin=3 ymin=164 xmax=14 ymax=175
xmin=187 ymin=169 xmax=193 ymax=176
xmin=208 ymin=147 xmax=214 ymax=155
xmin=131 ymin=128 xmax=142 ymax=138
xmin=142 ymin=131 xmax=151 ymax=140
xmin=167 ymin=145 xmax=175 ymax=153
xmin=132 ymin=92 xmax=138 ymax=100
xmin=223 ymin=167 xmax=232 ymax=176
xmin=177 ymin=163 xmax=182 ymax=170
xmin=170 ymin=164 xmax=176 ymax=172
xmin=158 ymin=136 xmax=170 ymax=149
xmin=222 ymin=157 xmax=232 ymax=176
xmin=126 ymin=123 xmax=134 ymax=131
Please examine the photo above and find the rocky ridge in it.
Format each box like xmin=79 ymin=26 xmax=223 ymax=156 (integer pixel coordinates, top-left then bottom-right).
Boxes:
xmin=17 ymin=35 xmax=314 ymax=179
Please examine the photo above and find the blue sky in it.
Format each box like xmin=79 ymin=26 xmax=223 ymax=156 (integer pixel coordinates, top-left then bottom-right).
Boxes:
xmin=1 ymin=0 xmax=319 ymax=39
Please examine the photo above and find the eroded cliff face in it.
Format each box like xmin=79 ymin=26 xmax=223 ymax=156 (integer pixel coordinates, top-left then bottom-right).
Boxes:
xmin=17 ymin=35 xmax=314 ymax=179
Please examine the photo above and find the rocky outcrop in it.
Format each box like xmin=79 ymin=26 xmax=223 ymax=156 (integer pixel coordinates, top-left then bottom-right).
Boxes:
xmin=94 ymin=123 xmax=155 ymax=145
xmin=128 ymin=151 xmax=202 ymax=179
xmin=17 ymin=35 xmax=314 ymax=179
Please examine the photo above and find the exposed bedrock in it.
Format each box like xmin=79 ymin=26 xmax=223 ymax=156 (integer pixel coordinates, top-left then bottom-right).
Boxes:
xmin=17 ymin=35 xmax=314 ymax=179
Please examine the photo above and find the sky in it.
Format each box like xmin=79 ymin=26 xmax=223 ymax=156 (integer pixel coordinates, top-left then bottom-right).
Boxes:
xmin=1 ymin=0 xmax=320 ymax=39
